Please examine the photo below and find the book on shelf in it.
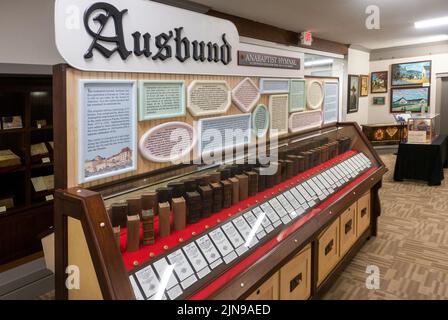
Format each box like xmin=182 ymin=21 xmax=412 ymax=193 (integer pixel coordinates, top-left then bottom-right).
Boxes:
xmin=0 ymin=149 xmax=21 ymax=168
xmin=31 ymin=143 xmax=49 ymax=157
xmin=31 ymin=175 xmax=54 ymax=193
xmin=35 ymin=119 xmax=47 ymax=129
xmin=1 ymin=116 xmax=23 ymax=130
xmin=0 ymin=196 xmax=14 ymax=211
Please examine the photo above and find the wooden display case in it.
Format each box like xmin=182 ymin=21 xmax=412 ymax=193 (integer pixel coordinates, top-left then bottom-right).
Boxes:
xmin=52 ymin=65 xmax=387 ymax=300
xmin=0 ymin=75 xmax=54 ymax=264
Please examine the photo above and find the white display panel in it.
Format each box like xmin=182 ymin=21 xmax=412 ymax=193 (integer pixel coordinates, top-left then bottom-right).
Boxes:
xmin=323 ymin=80 xmax=339 ymax=124
xmin=77 ymin=80 xmax=137 ymax=183
xmin=187 ymin=80 xmax=231 ymax=117
xmin=232 ymin=77 xmax=261 ymax=113
xmin=259 ymin=78 xmax=290 ymax=94
xmin=306 ymin=80 xmax=324 ymax=110
xmin=268 ymin=94 xmax=289 ymax=138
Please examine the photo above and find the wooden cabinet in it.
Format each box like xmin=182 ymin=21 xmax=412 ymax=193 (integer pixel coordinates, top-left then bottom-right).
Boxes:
xmin=317 ymin=218 xmax=340 ymax=286
xmin=279 ymin=244 xmax=311 ymax=300
xmin=357 ymin=192 xmax=371 ymax=236
xmin=246 ymin=272 xmax=279 ymax=300
xmin=339 ymin=203 xmax=357 ymax=257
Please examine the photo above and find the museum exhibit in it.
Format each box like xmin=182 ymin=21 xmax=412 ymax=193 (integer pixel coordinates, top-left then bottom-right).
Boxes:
xmin=1 ymin=0 xmax=448 ymax=306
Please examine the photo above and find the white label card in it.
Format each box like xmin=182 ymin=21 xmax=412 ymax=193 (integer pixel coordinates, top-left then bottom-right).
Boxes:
xmin=290 ymin=188 xmax=306 ymax=204
xmin=209 ymin=228 xmax=234 ymax=257
xmin=182 ymin=242 xmax=209 ymax=273
xmin=129 ymin=276 xmax=145 ymax=300
xmin=196 ymin=235 xmax=221 ymax=264
xmin=232 ymin=216 xmax=252 ymax=240
xmin=296 ymin=185 xmax=312 ymax=201
xmin=283 ymin=191 xmax=301 ymax=210
xmin=221 ymin=222 xmax=245 ymax=249
xmin=167 ymin=250 xmax=195 ymax=282
xmin=45 ymin=195 xmax=54 ymax=202
xmin=135 ymin=266 xmax=161 ymax=299
xmin=252 ymin=208 xmax=271 ymax=228
xmin=153 ymin=258 xmax=178 ymax=290
xmin=0 ymin=206 xmax=6 ymax=213
xmin=261 ymin=203 xmax=281 ymax=223
xmin=268 ymin=199 xmax=288 ymax=217
xmin=276 ymin=194 xmax=294 ymax=213
xmin=42 ymin=157 xmax=51 ymax=164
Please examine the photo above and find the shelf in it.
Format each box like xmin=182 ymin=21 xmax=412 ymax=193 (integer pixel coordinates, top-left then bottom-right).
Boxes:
xmin=31 ymin=162 xmax=54 ymax=169
xmin=0 ymin=165 xmax=26 ymax=174
xmin=0 ymin=128 xmax=26 ymax=135
xmin=31 ymin=126 xmax=53 ymax=132
xmin=0 ymin=201 xmax=53 ymax=218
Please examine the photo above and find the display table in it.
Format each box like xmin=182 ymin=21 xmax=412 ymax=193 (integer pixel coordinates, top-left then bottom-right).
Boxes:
xmin=394 ymin=135 xmax=448 ymax=186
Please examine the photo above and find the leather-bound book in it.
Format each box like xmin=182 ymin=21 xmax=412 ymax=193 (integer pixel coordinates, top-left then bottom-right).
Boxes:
xmin=210 ymin=182 xmax=223 ymax=213
xmin=158 ymin=202 xmax=171 ymax=237
xmin=141 ymin=193 xmax=156 ymax=245
xmin=156 ymin=187 xmax=173 ymax=206
xmin=110 ymin=202 xmax=128 ymax=228
xmin=245 ymin=170 xmax=259 ymax=197
xmin=198 ymin=184 xmax=213 ymax=218
xmin=235 ymin=171 xmax=248 ymax=201
xmin=185 ymin=191 xmax=202 ymax=224
xmin=183 ymin=179 xmax=198 ymax=193
xmin=168 ymin=182 xmax=186 ymax=199
xmin=284 ymin=159 xmax=294 ymax=180
xmin=253 ymin=167 xmax=266 ymax=192
xmin=287 ymin=155 xmax=300 ymax=176
xmin=126 ymin=210 xmax=140 ymax=252
xmin=127 ymin=197 xmax=141 ymax=219
xmin=172 ymin=197 xmax=187 ymax=231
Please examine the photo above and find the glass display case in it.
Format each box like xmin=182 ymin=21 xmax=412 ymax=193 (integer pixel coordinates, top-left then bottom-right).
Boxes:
xmin=406 ymin=113 xmax=440 ymax=144
xmin=55 ymin=123 xmax=387 ymax=300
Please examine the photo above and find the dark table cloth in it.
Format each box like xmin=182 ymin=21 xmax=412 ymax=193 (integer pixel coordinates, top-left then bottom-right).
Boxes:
xmin=394 ymin=135 xmax=448 ymax=186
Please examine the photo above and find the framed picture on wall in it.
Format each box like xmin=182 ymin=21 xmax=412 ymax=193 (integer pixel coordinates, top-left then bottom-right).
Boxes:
xmin=370 ymin=71 xmax=388 ymax=93
xmin=360 ymin=75 xmax=369 ymax=97
xmin=347 ymin=75 xmax=359 ymax=114
xmin=373 ymin=97 xmax=386 ymax=105
xmin=390 ymin=86 xmax=430 ymax=113
xmin=391 ymin=61 xmax=431 ymax=87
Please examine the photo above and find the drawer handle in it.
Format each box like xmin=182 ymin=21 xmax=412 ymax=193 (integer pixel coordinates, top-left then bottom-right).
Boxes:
xmin=325 ymin=239 xmax=334 ymax=256
xmin=345 ymin=219 xmax=353 ymax=234
xmin=361 ymin=208 xmax=368 ymax=217
xmin=290 ymin=272 xmax=303 ymax=292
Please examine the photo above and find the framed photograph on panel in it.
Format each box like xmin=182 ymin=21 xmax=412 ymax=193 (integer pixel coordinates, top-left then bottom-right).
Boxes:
xmin=138 ymin=80 xmax=185 ymax=121
xmin=259 ymin=78 xmax=290 ymax=94
xmin=360 ymin=75 xmax=369 ymax=97
xmin=268 ymin=94 xmax=289 ymax=138
xmin=323 ymin=80 xmax=339 ymax=124
xmin=372 ymin=97 xmax=386 ymax=105
xmin=391 ymin=61 xmax=431 ymax=87
xmin=371 ymin=71 xmax=388 ymax=93
xmin=347 ymin=75 xmax=360 ymax=114
xmin=252 ymin=104 xmax=270 ymax=138
xmin=390 ymin=86 xmax=430 ymax=113
xmin=306 ymin=80 xmax=324 ymax=110
xmin=187 ymin=80 xmax=231 ymax=117
xmin=78 ymin=80 xmax=137 ymax=183
xmin=289 ymin=79 xmax=306 ymax=112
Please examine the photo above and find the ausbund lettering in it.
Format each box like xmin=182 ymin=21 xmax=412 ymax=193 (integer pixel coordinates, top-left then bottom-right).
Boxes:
xmin=83 ymin=2 xmax=232 ymax=65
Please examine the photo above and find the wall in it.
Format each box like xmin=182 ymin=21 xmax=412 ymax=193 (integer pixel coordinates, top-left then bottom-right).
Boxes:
xmin=0 ymin=0 xmax=63 ymax=68
xmin=343 ymin=48 xmax=370 ymax=125
xmin=369 ymin=53 xmax=448 ymax=124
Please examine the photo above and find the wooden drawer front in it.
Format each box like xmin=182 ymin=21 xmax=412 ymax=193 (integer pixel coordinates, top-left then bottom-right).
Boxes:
xmin=279 ymin=245 xmax=311 ymax=300
xmin=246 ymin=272 xmax=279 ymax=300
xmin=317 ymin=219 xmax=340 ymax=286
xmin=357 ymin=191 xmax=371 ymax=236
xmin=340 ymin=204 xmax=357 ymax=257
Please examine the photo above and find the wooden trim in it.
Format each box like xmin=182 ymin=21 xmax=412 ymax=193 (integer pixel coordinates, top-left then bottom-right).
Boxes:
xmin=55 ymin=188 xmax=135 ymax=300
xmin=206 ymin=10 xmax=348 ymax=56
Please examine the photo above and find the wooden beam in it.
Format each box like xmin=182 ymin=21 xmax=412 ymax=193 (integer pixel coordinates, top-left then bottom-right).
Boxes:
xmin=207 ymin=10 xmax=348 ymax=56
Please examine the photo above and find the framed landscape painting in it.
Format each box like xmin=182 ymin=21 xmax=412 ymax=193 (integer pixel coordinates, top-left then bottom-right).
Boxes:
xmin=347 ymin=75 xmax=359 ymax=114
xmin=360 ymin=75 xmax=369 ymax=97
xmin=390 ymin=87 xmax=430 ymax=113
xmin=371 ymin=71 xmax=388 ymax=93
xmin=391 ymin=61 xmax=431 ymax=86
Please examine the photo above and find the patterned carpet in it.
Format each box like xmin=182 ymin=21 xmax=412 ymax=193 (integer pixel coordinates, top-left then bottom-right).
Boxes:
xmin=323 ymin=153 xmax=448 ymax=300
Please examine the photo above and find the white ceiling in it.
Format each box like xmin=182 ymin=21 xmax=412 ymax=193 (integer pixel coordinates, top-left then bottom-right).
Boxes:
xmin=191 ymin=0 xmax=448 ymax=50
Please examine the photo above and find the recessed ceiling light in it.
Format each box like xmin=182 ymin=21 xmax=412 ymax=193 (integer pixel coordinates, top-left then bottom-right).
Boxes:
xmin=415 ymin=16 xmax=448 ymax=29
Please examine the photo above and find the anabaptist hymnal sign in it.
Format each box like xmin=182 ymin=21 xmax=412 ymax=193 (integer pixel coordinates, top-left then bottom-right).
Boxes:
xmin=238 ymin=51 xmax=301 ymax=70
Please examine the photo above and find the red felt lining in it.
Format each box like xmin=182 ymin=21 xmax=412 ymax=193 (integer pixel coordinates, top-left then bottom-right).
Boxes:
xmin=120 ymin=150 xmax=362 ymax=271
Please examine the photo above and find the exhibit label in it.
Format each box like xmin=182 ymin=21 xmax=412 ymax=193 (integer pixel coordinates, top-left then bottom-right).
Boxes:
xmin=323 ymin=80 xmax=339 ymax=124
xmin=252 ymin=104 xmax=270 ymax=138
xmin=78 ymin=80 xmax=137 ymax=183
xmin=289 ymin=110 xmax=323 ymax=133
xmin=232 ymin=77 xmax=261 ymax=113
xmin=238 ymin=51 xmax=301 ymax=70
xmin=268 ymin=94 xmax=289 ymax=137
xmin=187 ymin=81 xmax=231 ymax=117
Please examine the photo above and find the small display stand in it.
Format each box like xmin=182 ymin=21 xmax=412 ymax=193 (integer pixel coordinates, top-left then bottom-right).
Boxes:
xmin=406 ymin=114 xmax=440 ymax=144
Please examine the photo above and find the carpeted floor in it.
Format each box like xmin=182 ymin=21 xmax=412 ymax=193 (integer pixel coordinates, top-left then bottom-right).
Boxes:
xmin=323 ymin=153 xmax=448 ymax=300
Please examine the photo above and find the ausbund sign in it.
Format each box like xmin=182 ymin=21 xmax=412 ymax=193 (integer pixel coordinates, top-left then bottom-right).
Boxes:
xmin=55 ymin=0 xmax=304 ymax=77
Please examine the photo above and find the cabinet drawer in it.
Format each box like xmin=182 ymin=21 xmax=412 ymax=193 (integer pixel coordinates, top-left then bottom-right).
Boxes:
xmin=357 ymin=191 xmax=371 ymax=236
xmin=279 ymin=244 xmax=311 ymax=300
xmin=246 ymin=272 xmax=279 ymax=300
xmin=317 ymin=218 xmax=340 ymax=286
xmin=340 ymin=203 xmax=357 ymax=257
